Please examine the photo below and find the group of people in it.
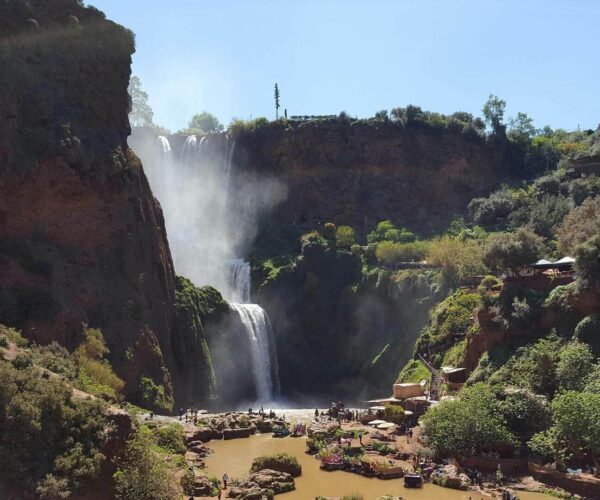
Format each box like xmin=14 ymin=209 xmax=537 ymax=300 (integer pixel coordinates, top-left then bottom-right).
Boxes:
xmin=179 ymin=405 xmax=200 ymax=424
xmin=248 ymin=406 xmax=277 ymax=419
xmin=314 ymin=403 xmax=360 ymax=423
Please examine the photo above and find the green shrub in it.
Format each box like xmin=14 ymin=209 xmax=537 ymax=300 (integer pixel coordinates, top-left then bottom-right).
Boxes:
xmin=442 ymin=340 xmax=467 ymax=367
xmin=155 ymin=423 xmax=186 ymax=455
xmin=383 ymin=405 xmax=405 ymax=424
xmin=0 ymin=324 xmax=28 ymax=347
xmin=31 ymin=342 xmax=77 ymax=380
xmin=375 ymin=240 xmax=429 ymax=264
xmin=0 ymin=362 xmax=108 ymax=498
xmin=574 ymin=314 xmax=600 ymax=355
xmin=397 ymin=359 xmax=430 ymax=383
xmin=74 ymin=327 xmax=124 ymax=398
xmin=114 ymin=426 xmax=179 ymax=500
xmin=12 ymin=351 xmax=33 ymax=369
xmin=140 ymin=377 xmax=172 ymax=412
xmin=0 ymin=333 xmax=7 ymax=348
xmin=250 ymin=453 xmax=302 ymax=477
xmin=336 ymin=225 xmax=356 ymax=249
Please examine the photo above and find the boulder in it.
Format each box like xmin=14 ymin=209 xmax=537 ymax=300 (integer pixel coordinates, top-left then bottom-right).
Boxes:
xmin=193 ymin=474 xmax=216 ymax=496
xmin=431 ymin=464 xmax=471 ymax=490
xmin=226 ymin=469 xmax=295 ymax=499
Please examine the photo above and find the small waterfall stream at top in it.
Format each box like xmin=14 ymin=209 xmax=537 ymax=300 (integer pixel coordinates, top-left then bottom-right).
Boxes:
xmin=139 ymin=133 xmax=280 ymax=403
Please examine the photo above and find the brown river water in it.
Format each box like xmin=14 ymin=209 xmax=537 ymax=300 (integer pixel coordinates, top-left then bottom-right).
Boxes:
xmin=203 ymin=410 xmax=553 ymax=500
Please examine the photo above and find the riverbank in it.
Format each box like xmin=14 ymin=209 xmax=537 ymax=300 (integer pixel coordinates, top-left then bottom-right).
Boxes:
xmin=152 ymin=409 xmax=559 ymax=499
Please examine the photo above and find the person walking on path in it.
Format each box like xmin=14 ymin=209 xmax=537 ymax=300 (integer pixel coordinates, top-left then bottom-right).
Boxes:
xmin=222 ymin=472 xmax=229 ymax=489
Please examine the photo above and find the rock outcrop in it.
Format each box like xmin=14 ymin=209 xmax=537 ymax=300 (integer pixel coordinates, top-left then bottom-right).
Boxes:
xmin=0 ymin=0 xmax=218 ymax=409
xmin=232 ymin=120 xmax=517 ymax=235
xmin=227 ymin=469 xmax=295 ymax=499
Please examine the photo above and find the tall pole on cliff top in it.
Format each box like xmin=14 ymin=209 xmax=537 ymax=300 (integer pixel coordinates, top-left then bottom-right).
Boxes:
xmin=274 ymin=83 xmax=280 ymax=120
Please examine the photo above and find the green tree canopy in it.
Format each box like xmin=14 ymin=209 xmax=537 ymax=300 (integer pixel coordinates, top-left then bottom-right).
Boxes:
xmin=508 ymin=112 xmax=537 ymax=143
xmin=128 ymin=76 xmax=154 ymax=127
xmin=421 ymin=383 xmax=516 ymax=457
xmin=529 ymin=391 xmax=600 ymax=473
xmin=482 ymin=94 xmax=506 ymax=133
xmin=187 ymin=112 xmax=224 ymax=133
xmin=484 ymin=228 xmax=544 ymax=273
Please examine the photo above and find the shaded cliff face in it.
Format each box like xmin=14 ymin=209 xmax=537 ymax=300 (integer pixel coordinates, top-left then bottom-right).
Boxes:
xmin=233 ymin=121 xmax=513 ymax=235
xmin=256 ymin=241 xmax=443 ymax=403
xmin=0 ymin=0 xmax=219 ymax=409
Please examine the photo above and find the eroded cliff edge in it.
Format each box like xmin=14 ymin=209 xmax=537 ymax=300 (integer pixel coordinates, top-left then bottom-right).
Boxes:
xmin=0 ymin=0 xmax=218 ymax=409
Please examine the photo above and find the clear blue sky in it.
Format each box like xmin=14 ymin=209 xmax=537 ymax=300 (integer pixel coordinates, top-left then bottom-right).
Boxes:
xmin=90 ymin=0 xmax=599 ymax=133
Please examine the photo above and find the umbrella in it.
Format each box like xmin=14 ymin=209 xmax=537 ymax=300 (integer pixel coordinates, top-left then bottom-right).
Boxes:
xmin=377 ymin=422 xmax=396 ymax=430
xmin=368 ymin=419 xmax=387 ymax=426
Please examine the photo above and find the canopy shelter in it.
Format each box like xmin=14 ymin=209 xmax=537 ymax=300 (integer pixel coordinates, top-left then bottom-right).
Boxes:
xmin=532 ymin=257 xmax=575 ymax=270
xmin=367 ymin=419 xmax=387 ymax=426
xmin=376 ymin=422 xmax=396 ymax=430
xmin=369 ymin=406 xmax=386 ymax=411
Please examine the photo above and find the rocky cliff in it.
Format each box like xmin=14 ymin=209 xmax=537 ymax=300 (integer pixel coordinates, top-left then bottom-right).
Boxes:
xmin=0 ymin=0 xmax=218 ymax=409
xmin=232 ymin=120 xmax=517 ymax=236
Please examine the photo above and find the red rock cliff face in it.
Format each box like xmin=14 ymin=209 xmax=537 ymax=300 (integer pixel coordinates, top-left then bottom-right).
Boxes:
xmin=0 ymin=1 xmax=179 ymax=405
xmin=233 ymin=122 xmax=514 ymax=234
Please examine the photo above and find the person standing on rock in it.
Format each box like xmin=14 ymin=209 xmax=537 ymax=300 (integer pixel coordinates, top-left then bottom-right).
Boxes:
xmin=222 ymin=472 xmax=229 ymax=489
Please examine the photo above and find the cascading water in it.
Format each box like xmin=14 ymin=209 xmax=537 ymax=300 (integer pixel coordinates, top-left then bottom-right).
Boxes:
xmin=229 ymin=259 xmax=251 ymax=304
xmin=230 ymin=304 xmax=278 ymax=402
xmin=135 ymin=132 xmax=281 ymax=403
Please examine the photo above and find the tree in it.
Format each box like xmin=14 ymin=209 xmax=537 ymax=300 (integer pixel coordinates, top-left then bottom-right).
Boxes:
xmin=274 ymin=83 xmax=280 ymax=119
xmin=335 ymin=225 xmax=356 ymax=249
xmin=482 ymin=94 xmax=506 ymax=133
xmin=426 ymin=235 xmax=487 ymax=285
xmin=529 ymin=391 xmax=600 ymax=474
xmin=508 ymin=112 xmax=537 ymax=143
xmin=501 ymin=390 xmax=551 ymax=442
xmin=556 ymin=341 xmax=594 ymax=391
xmin=113 ymin=427 xmax=178 ymax=500
xmin=128 ymin=76 xmax=154 ymax=127
xmin=575 ymin=234 xmax=600 ymax=284
xmin=421 ymin=383 xmax=516 ymax=457
xmin=187 ymin=112 xmax=223 ymax=133
xmin=367 ymin=220 xmax=415 ymax=244
xmin=483 ymin=228 xmax=544 ymax=273
xmin=557 ymin=196 xmax=600 ymax=254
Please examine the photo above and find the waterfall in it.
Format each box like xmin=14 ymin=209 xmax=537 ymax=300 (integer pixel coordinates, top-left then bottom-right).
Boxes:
xmin=132 ymin=130 xmax=282 ymax=403
xmin=228 ymin=258 xmax=280 ymax=402
xmin=157 ymin=135 xmax=171 ymax=153
xmin=230 ymin=304 xmax=278 ymax=402
xmin=229 ymin=259 xmax=251 ymax=304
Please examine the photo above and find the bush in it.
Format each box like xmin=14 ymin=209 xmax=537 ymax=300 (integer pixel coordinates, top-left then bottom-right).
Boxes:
xmin=383 ymin=405 xmax=405 ymax=424
xmin=575 ymin=234 xmax=600 ymax=284
xmin=12 ymin=351 xmax=33 ymax=369
xmin=574 ymin=314 xmax=600 ymax=356
xmin=558 ymin=197 xmax=600 ymax=254
xmin=0 ymin=324 xmax=28 ymax=347
xmin=31 ymin=342 xmax=77 ymax=380
xmin=114 ymin=426 xmax=179 ymax=500
xmin=140 ymin=377 xmax=172 ymax=412
xmin=397 ymin=359 xmax=430 ymax=383
xmin=421 ymin=383 xmax=516 ymax=457
xmin=335 ymin=225 xmax=356 ymax=249
xmin=375 ymin=240 xmax=429 ymax=265
xmin=468 ymin=189 xmax=514 ymax=225
xmin=427 ymin=235 xmax=487 ymax=285
xmin=367 ymin=220 xmax=415 ymax=244
xmin=484 ymin=228 xmax=544 ymax=273
xmin=0 ymin=333 xmax=7 ymax=348
xmin=249 ymin=453 xmax=302 ymax=477
xmin=556 ymin=341 xmax=594 ymax=391
xmin=155 ymin=424 xmax=186 ymax=455
xmin=74 ymin=327 xmax=124 ymax=398
xmin=0 ymin=362 xmax=108 ymax=497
